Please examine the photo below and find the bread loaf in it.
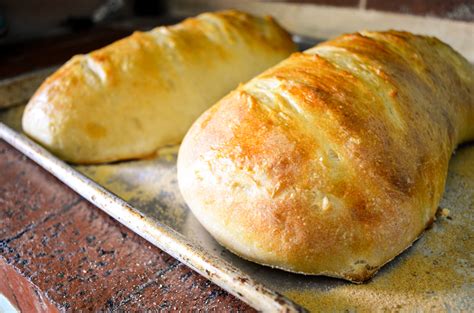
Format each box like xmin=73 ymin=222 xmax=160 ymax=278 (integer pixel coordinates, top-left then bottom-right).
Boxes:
xmin=177 ymin=31 xmax=474 ymax=282
xmin=22 ymin=10 xmax=296 ymax=163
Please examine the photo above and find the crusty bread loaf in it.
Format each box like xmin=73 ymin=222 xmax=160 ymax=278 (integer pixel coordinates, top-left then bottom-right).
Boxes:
xmin=178 ymin=31 xmax=474 ymax=282
xmin=22 ymin=10 xmax=296 ymax=164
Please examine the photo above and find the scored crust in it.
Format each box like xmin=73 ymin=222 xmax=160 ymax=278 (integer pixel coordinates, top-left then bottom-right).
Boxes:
xmin=178 ymin=31 xmax=474 ymax=282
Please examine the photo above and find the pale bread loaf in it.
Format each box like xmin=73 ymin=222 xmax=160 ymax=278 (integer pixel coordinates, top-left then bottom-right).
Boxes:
xmin=22 ymin=10 xmax=296 ymax=163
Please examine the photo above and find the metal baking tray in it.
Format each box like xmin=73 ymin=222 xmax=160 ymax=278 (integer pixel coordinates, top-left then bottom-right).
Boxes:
xmin=1 ymin=37 xmax=473 ymax=312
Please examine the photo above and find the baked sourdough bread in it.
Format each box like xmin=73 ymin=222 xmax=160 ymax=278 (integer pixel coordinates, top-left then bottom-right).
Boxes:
xmin=178 ymin=31 xmax=474 ymax=282
xmin=22 ymin=10 xmax=295 ymax=163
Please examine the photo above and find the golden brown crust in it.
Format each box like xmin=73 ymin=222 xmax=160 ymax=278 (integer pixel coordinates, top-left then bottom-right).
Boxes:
xmin=177 ymin=31 xmax=474 ymax=282
xmin=22 ymin=10 xmax=296 ymax=164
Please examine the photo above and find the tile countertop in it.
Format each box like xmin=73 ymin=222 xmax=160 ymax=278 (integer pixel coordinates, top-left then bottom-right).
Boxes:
xmin=0 ymin=140 xmax=254 ymax=311
xmin=0 ymin=26 xmax=254 ymax=312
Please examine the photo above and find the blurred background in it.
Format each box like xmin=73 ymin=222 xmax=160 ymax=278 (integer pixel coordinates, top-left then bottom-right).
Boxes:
xmin=0 ymin=0 xmax=473 ymax=77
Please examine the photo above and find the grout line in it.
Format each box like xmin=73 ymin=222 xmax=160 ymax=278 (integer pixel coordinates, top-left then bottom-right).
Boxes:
xmin=0 ymin=198 xmax=82 ymax=245
xmin=359 ymin=0 xmax=367 ymax=10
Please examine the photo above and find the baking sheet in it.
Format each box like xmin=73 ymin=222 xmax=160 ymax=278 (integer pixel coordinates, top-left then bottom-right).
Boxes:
xmin=0 ymin=67 xmax=57 ymax=109
xmin=77 ymin=141 xmax=474 ymax=312
xmin=1 ymin=43 xmax=473 ymax=312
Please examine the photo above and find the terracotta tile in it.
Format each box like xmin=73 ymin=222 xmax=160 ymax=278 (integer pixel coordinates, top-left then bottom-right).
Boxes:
xmin=0 ymin=143 xmax=80 ymax=238
xmin=0 ymin=257 xmax=59 ymax=313
xmin=0 ymin=140 xmax=254 ymax=311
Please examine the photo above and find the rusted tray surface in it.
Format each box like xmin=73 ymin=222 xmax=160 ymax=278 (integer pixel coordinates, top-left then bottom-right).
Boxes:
xmin=1 ymin=38 xmax=473 ymax=311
